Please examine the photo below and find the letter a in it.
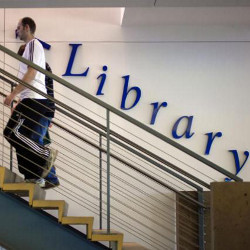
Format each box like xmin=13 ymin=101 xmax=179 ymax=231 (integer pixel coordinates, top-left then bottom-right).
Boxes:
xmin=172 ymin=116 xmax=195 ymax=139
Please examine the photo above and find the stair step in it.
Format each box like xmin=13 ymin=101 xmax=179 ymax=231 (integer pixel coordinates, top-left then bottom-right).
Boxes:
xmin=61 ymin=216 xmax=94 ymax=239
xmin=0 ymin=166 xmax=23 ymax=188
xmin=2 ymin=182 xmax=46 ymax=205
xmin=32 ymin=200 xmax=68 ymax=222
xmin=0 ymin=167 xmax=148 ymax=250
xmin=92 ymin=229 xmax=123 ymax=250
xmin=122 ymin=242 xmax=149 ymax=250
xmin=0 ymin=166 xmax=156 ymax=250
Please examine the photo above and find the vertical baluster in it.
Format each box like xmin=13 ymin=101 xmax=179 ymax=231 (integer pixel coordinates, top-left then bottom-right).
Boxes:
xmin=99 ymin=134 xmax=103 ymax=229
xmin=10 ymin=83 xmax=13 ymax=172
xmin=198 ymin=190 xmax=205 ymax=250
xmin=106 ymin=109 xmax=110 ymax=233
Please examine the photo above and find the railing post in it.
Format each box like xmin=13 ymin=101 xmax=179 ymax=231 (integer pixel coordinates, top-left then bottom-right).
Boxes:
xmin=106 ymin=109 xmax=111 ymax=233
xmin=198 ymin=190 xmax=205 ymax=250
xmin=10 ymin=83 xmax=13 ymax=172
xmin=10 ymin=145 xmax=13 ymax=172
xmin=99 ymin=134 xmax=103 ymax=230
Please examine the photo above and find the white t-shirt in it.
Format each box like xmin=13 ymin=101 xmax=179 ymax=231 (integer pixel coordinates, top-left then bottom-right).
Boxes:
xmin=18 ymin=39 xmax=47 ymax=100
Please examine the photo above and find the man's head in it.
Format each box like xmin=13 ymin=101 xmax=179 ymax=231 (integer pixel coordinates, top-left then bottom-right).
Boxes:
xmin=16 ymin=17 xmax=36 ymax=42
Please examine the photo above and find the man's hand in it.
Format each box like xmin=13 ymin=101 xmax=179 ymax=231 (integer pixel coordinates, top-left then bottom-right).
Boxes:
xmin=4 ymin=67 xmax=36 ymax=107
xmin=4 ymin=94 xmax=15 ymax=106
xmin=11 ymin=100 xmax=20 ymax=114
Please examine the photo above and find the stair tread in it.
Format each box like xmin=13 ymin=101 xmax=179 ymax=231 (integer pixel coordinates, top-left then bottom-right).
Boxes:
xmin=92 ymin=229 xmax=123 ymax=250
xmin=0 ymin=167 xmax=16 ymax=188
xmin=61 ymin=216 xmax=94 ymax=239
xmin=123 ymin=242 xmax=149 ymax=250
xmin=3 ymin=182 xmax=34 ymax=189
xmin=92 ymin=229 xmax=123 ymax=235
xmin=0 ymin=167 xmax=24 ymax=189
xmin=33 ymin=200 xmax=66 ymax=206
xmin=3 ymin=182 xmax=46 ymax=205
xmin=61 ymin=216 xmax=94 ymax=224
xmin=32 ymin=200 xmax=68 ymax=222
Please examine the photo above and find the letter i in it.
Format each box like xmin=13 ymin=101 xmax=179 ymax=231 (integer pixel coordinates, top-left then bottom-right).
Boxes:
xmin=96 ymin=66 xmax=108 ymax=96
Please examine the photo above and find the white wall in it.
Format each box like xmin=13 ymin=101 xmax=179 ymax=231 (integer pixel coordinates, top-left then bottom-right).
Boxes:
xmin=3 ymin=7 xmax=248 ymax=180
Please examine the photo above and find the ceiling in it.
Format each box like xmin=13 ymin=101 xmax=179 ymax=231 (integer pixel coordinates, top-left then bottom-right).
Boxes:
xmin=1 ymin=0 xmax=250 ymax=8
xmin=1 ymin=0 xmax=250 ymax=27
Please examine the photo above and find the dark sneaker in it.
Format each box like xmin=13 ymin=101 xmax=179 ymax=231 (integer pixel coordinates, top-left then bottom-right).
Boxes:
xmin=42 ymin=149 xmax=58 ymax=178
xmin=42 ymin=180 xmax=60 ymax=190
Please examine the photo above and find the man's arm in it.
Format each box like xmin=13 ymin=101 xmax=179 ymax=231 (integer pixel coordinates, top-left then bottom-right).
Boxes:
xmin=4 ymin=67 xmax=37 ymax=106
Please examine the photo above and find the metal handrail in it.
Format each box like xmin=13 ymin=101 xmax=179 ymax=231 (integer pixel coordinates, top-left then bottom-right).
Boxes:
xmin=0 ymin=44 xmax=242 ymax=182
xmin=0 ymin=88 xmax=205 ymax=207
xmin=0 ymin=74 xmax=209 ymax=189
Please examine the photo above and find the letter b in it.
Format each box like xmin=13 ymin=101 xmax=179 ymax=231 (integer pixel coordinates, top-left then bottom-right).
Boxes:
xmin=120 ymin=75 xmax=141 ymax=110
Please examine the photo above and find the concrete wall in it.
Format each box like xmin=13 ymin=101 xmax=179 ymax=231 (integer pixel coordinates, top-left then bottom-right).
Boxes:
xmin=211 ymin=182 xmax=250 ymax=250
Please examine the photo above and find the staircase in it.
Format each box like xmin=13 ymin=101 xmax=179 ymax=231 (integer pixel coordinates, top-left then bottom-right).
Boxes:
xmin=0 ymin=44 xmax=242 ymax=250
xmin=0 ymin=166 xmax=147 ymax=250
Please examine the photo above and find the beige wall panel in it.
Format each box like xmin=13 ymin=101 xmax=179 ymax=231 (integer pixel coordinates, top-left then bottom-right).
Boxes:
xmin=5 ymin=8 xmax=123 ymax=43
xmin=0 ymin=9 xmax=4 ymax=43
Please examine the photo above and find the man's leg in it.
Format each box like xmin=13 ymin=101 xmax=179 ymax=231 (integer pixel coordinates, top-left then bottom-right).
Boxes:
xmin=6 ymin=99 xmax=56 ymax=179
xmin=42 ymin=119 xmax=60 ymax=188
xmin=29 ymin=115 xmax=49 ymax=145
xmin=23 ymin=99 xmax=58 ymax=179
xmin=30 ymin=115 xmax=60 ymax=188
xmin=3 ymin=104 xmax=38 ymax=178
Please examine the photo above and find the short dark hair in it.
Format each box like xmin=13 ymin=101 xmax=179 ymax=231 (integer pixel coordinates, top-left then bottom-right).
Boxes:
xmin=21 ymin=17 xmax=36 ymax=34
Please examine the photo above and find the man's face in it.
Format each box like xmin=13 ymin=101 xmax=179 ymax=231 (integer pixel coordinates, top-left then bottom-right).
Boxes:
xmin=16 ymin=20 xmax=26 ymax=41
